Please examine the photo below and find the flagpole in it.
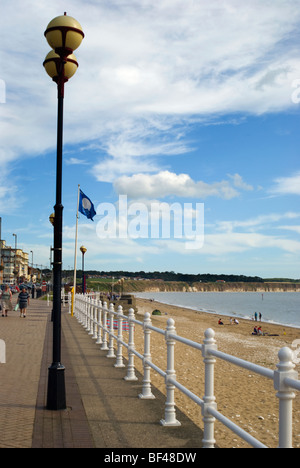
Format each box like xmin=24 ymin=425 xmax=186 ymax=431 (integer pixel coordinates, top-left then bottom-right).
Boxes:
xmin=71 ymin=184 xmax=80 ymax=316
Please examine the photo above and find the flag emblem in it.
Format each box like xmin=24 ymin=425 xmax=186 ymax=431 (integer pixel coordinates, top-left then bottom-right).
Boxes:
xmin=79 ymin=190 xmax=96 ymax=221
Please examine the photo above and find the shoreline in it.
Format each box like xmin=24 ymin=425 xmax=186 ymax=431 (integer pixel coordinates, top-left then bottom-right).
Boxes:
xmin=135 ymin=297 xmax=300 ymax=345
xmin=133 ymin=297 xmax=300 ymax=448
xmin=134 ymin=291 xmax=300 ymax=329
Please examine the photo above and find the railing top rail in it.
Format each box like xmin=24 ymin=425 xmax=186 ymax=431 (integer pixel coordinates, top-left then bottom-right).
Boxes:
xmin=209 ymin=348 xmax=275 ymax=380
xmin=284 ymin=377 xmax=300 ymax=392
xmin=146 ymin=323 xmax=166 ymax=336
xmin=207 ymin=406 xmax=268 ymax=449
xmin=169 ymin=333 xmax=203 ymax=351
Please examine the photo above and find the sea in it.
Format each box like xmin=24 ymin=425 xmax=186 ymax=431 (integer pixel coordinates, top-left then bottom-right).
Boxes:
xmin=134 ymin=291 xmax=300 ymax=329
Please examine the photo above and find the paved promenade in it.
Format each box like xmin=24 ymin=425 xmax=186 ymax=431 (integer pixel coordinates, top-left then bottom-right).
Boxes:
xmin=0 ymin=297 xmax=204 ymax=449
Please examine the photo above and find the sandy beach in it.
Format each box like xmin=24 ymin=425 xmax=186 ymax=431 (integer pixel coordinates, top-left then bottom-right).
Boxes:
xmin=132 ymin=297 xmax=300 ymax=448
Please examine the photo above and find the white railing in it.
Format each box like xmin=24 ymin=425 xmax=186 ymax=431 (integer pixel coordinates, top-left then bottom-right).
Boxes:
xmin=72 ymin=294 xmax=300 ymax=449
xmin=47 ymin=292 xmax=69 ymax=307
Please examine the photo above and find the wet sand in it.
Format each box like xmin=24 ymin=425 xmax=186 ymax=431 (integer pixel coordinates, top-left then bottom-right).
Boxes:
xmin=132 ymin=297 xmax=300 ymax=448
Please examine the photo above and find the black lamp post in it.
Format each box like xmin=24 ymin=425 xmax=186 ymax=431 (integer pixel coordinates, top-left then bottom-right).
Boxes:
xmin=80 ymin=245 xmax=87 ymax=294
xmin=43 ymin=13 xmax=84 ymax=410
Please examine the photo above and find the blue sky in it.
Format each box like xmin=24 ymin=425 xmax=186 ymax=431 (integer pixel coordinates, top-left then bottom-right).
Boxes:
xmin=1 ymin=0 xmax=300 ymax=278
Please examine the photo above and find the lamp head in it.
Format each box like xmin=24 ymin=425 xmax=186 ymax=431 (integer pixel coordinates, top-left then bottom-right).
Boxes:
xmin=49 ymin=213 xmax=55 ymax=226
xmin=80 ymin=245 xmax=87 ymax=255
xmin=43 ymin=50 xmax=78 ymax=82
xmin=44 ymin=13 xmax=84 ymax=57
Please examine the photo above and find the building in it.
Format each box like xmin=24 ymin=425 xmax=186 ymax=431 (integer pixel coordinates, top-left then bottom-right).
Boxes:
xmin=0 ymin=240 xmax=29 ymax=284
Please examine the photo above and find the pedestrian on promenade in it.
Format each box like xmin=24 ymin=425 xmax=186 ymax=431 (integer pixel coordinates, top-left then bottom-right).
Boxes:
xmin=18 ymin=287 xmax=30 ymax=318
xmin=1 ymin=285 xmax=13 ymax=317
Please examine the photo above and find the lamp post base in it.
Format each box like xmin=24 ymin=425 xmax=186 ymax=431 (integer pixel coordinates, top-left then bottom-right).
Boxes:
xmin=46 ymin=363 xmax=66 ymax=410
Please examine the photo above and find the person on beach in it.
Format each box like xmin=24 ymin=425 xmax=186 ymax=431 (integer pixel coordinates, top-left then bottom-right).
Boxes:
xmin=218 ymin=318 xmax=224 ymax=325
xmin=252 ymin=326 xmax=258 ymax=335
xmin=18 ymin=287 xmax=30 ymax=318
xmin=1 ymin=285 xmax=13 ymax=317
xmin=254 ymin=312 xmax=258 ymax=321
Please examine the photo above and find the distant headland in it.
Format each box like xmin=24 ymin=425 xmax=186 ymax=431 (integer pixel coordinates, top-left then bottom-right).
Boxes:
xmin=82 ymin=271 xmax=300 ymax=293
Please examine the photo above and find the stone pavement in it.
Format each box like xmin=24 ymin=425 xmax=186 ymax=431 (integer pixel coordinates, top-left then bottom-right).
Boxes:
xmin=0 ymin=297 xmax=49 ymax=448
xmin=0 ymin=297 xmax=204 ymax=449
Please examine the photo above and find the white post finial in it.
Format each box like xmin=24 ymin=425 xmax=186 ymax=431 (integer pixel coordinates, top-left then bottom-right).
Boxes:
xmin=96 ymin=299 xmax=103 ymax=345
xmin=115 ymin=305 xmax=125 ymax=368
xmin=107 ymin=303 xmax=116 ymax=358
xmin=202 ymin=328 xmax=217 ymax=448
xmin=160 ymin=318 xmax=181 ymax=426
xmin=124 ymin=308 xmax=138 ymax=381
xmin=274 ymin=347 xmax=298 ymax=448
xmin=101 ymin=302 xmax=109 ymax=351
xmin=139 ymin=312 xmax=155 ymax=399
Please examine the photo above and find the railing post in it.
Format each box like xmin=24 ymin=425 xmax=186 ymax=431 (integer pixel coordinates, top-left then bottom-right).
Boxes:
xmin=78 ymin=295 xmax=83 ymax=323
xmin=92 ymin=299 xmax=98 ymax=339
xmin=96 ymin=300 xmax=103 ymax=345
xmin=202 ymin=328 xmax=217 ymax=448
xmin=115 ymin=305 xmax=125 ymax=368
xmin=88 ymin=297 xmax=94 ymax=336
xmin=161 ymin=318 xmax=181 ymax=426
xmin=75 ymin=294 xmax=81 ymax=322
xmin=79 ymin=295 xmax=83 ymax=323
xmin=68 ymin=292 xmax=71 ymax=314
xmin=101 ymin=302 xmax=109 ymax=351
xmin=107 ymin=303 xmax=116 ymax=358
xmin=274 ymin=347 xmax=298 ymax=448
xmin=83 ymin=295 xmax=89 ymax=330
xmin=139 ymin=312 xmax=155 ymax=400
xmin=124 ymin=308 xmax=138 ymax=381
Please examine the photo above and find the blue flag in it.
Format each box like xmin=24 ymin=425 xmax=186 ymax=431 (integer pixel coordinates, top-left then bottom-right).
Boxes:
xmin=79 ymin=190 xmax=96 ymax=221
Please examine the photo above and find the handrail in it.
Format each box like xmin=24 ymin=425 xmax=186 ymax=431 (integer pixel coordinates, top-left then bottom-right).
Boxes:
xmin=209 ymin=348 xmax=274 ymax=379
xmin=72 ymin=293 xmax=299 ymax=448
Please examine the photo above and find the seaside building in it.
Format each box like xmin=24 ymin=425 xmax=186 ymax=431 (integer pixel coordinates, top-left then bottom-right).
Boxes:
xmin=0 ymin=239 xmax=29 ymax=284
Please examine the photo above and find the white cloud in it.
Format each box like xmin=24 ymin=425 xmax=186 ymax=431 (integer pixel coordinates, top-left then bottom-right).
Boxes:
xmin=113 ymin=171 xmax=254 ymax=200
xmin=228 ymin=173 xmax=254 ymax=191
xmin=1 ymin=0 xmax=300 ymax=173
xmin=270 ymin=171 xmax=300 ymax=196
xmin=65 ymin=157 xmax=89 ymax=166
xmin=203 ymin=232 xmax=300 ymax=256
xmin=153 ymin=231 xmax=300 ymax=258
xmin=91 ymin=130 xmax=191 ymax=182
xmin=279 ymin=225 xmax=300 ymax=235
xmin=217 ymin=212 xmax=300 ymax=232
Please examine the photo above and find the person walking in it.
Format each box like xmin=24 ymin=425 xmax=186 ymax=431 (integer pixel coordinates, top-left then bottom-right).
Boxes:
xmin=18 ymin=287 xmax=30 ymax=318
xmin=1 ymin=285 xmax=13 ymax=317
